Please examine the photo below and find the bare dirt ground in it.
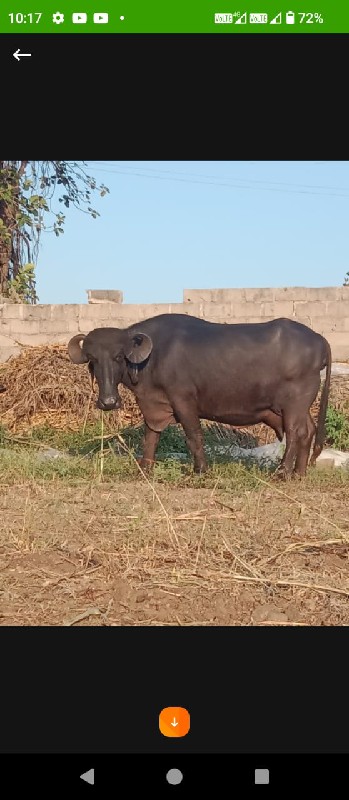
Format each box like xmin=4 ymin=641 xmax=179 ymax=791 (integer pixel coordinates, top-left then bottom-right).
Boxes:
xmin=1 ymin=474 xmax=349 ymax=626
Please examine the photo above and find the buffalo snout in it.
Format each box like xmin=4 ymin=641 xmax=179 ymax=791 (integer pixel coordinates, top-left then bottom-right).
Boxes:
xmin=97 ymin=396 xmax=121 ymax=411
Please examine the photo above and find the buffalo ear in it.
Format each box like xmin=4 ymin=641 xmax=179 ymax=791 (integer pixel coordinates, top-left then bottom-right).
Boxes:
xmin=125 ymin=332 xmax=153 ymax=365
xmin=68 ymin=334 xmax=88 ymax=364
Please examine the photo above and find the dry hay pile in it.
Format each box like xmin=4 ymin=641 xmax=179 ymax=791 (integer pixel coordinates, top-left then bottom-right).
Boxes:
xmin=0 ymin=345 xmax=348 ymax=446
xmin=0 ymin=345 xmax=142 ymax=434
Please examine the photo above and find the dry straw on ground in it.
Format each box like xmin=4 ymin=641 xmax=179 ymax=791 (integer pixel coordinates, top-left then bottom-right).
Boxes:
xmin=1 ymin=478 xmax=349 ymax=626
xmin=0 ymin=344 xmax=348 ymax=441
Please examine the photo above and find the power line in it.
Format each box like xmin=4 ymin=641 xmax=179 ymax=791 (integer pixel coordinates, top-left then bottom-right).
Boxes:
xmin=86 ymin=161 xmax=349 ymax=194
xmin=85 ymin=164 xmax=349 ymax=199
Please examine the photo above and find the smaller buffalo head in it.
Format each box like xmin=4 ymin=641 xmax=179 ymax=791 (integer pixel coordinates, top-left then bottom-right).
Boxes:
xmin=68 ymin=327 xmax=153 ymax=411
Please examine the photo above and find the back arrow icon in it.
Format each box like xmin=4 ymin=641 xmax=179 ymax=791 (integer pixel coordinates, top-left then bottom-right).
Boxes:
xmin=171 ymin=717 xmax=178 ymax=727
xmin=80 ymin=768 xmax=95 ymax=785
xmin=13 ymin=49 xmax=32 ymax=61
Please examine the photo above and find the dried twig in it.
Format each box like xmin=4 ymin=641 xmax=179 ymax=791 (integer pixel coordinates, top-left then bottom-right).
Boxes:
xmin=194 ymin=516 xmax=207 ymax=571
xmin=228 ymin=572 xmax=349 ymax=598
xmin=82 ymin=388 xmax=94 ymax=434
xmin=262 ymin=538 xmax=349 ymax=565
xmin=63 ymin=607 xmax=103 ymax=626
xmin=255 ymin=621 xmax=309 ymax=626
xmin=99 ymin=411 xmax=104 ymax=480
xmin=221 ymin=534 xmax=269 ymax=588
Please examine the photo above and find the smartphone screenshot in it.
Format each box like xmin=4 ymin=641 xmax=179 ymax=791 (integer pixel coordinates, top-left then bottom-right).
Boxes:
xmin=0 ymin=1 xmax=348 ymax=792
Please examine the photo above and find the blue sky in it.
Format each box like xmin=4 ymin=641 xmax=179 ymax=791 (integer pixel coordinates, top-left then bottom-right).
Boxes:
xmin=36 ymin=161 xmax=349 ymax=304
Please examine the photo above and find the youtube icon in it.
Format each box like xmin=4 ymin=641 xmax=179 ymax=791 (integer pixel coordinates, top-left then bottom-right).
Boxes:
xmin=72 ymin=12 xmax=87 ymax=23
xmin=93 ymin=12 xmax=109 ymax=23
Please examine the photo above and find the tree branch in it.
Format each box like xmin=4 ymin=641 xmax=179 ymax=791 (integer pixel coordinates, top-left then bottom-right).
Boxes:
xmin=18 ymin=161 xmax=28 ymax=178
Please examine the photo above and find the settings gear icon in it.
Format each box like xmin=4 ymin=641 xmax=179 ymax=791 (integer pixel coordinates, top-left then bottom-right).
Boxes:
xmin=52 ymin=11 xmax=64 ymax=24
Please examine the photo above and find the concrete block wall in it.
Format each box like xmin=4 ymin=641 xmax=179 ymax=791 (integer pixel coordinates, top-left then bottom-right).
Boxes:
xmin=0 ymin=286 xmax=348 ymax=363
xmin=87 ymin=290 xmax=123 ymax=304
xmin=0 ymin=302 xmax=202 ymax=362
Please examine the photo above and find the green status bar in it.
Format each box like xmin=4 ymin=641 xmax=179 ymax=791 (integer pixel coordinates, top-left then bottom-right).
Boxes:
xmin=1 ymin=0 xmax=349 ymax=33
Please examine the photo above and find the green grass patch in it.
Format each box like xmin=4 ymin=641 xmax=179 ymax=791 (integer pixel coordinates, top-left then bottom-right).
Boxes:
xmin=0 ymin=438 xmax=348 ymax=493
xmin=120 ymin=423 xmax=190 ymax=457
xmin=0 ymin=415 xmax=348 ymax=492
xmin=325 ymin=405 xmax=349 ymax=450
xmin=15 ymin=422 xmax=107 ymax=455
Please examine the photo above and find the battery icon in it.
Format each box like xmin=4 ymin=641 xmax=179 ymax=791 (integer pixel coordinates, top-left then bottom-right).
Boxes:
xmin=286 ymin=10 xmax=295 ymax=23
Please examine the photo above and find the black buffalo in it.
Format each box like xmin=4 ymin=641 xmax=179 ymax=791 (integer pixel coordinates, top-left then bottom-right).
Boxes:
xmin=68 ymin=313 xmax=332 ymax=478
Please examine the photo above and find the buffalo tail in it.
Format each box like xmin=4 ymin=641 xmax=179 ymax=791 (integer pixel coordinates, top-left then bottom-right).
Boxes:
xmin=310 ymin=340 xmax=332 ymax=465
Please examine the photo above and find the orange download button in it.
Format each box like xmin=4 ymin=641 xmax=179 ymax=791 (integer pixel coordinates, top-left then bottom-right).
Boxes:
xmin=159 ymin=706 xmax=190 ymax=738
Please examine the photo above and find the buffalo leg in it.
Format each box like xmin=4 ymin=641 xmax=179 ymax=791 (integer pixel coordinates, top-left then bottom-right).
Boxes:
xmin=275 ymin=406 xmax=314 ymax=480
xmin=274 ymin=416 xmax=299 ymax=479
xmin=137 ymin=423 xmax=160 ymax=471
xmin=309 ymin=416 xmax=321 ymax=467
xmin=173 ymin=408 xmax=207 ymax=473
xmin=260 ymin=410 xmax=284 ymax=441
xmin=294 ymin=413 xmax=316 ymax=477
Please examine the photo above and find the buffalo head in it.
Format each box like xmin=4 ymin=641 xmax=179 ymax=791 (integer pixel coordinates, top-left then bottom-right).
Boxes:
xmin=68 ymin=327 xmax=153 ymax=411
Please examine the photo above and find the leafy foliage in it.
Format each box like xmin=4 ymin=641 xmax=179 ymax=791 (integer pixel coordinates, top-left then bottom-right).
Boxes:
xmin=325 ymin=404 xmax=349 ymax=450
xmin=0 ymin=161 xmax=109 ymax=302
xmin=8 ymin=263 xmax=38 ymax=304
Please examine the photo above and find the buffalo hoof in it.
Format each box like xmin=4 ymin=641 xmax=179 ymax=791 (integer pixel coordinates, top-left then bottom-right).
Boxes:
xmin=194 ymin=465 xmax=207 ymax=475
xmin=272 ymin=468 xmax=292 ymax=482
xmin=293 ymin=471 xmax=306 ymax=480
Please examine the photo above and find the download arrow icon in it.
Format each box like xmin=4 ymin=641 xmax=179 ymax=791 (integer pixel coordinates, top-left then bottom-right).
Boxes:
xmin=159 ymin=707 xmax=190 ymax=737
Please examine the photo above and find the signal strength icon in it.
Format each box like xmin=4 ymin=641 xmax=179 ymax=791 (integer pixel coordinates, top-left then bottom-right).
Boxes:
xmin=235 ymin=11 xmax=247 ymax=23
xmin=270 ymin=11 xmax=282 ymax=23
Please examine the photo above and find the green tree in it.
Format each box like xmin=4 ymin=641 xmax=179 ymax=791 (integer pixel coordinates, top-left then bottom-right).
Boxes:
xmin=0 ymin=161 xmax=109 ymax=302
